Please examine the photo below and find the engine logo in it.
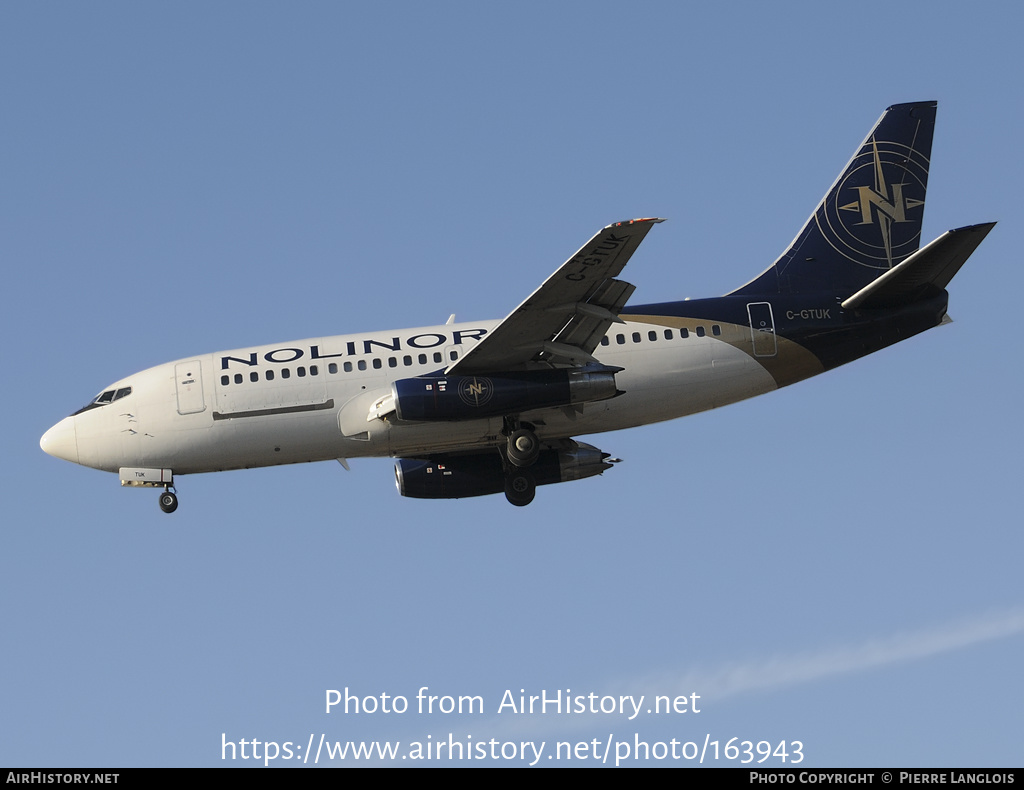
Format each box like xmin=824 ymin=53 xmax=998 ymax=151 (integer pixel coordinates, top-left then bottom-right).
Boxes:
xmin=457 ymin=376 xmax=494 ymax=408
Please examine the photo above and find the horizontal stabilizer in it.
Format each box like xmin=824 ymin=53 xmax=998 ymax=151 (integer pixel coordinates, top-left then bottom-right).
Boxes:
xmin=841 ymin=222 xmax=995 ymax=310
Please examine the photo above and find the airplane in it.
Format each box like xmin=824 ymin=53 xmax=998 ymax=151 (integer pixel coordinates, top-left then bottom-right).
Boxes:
xmin=40 ymin=101 xmax=994 ymax=511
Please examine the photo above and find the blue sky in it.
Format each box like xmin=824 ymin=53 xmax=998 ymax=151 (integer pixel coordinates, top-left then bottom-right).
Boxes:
xmin=3 ymin=1 xmax=1022 ymax=767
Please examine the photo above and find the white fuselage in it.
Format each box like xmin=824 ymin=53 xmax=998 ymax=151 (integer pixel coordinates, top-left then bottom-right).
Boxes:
xmin=43 ymin=316 xmax=779 ymax=477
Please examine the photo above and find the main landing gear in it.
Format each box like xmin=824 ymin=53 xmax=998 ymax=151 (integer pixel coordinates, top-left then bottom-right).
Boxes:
xmin=502 ymin=418 xmax=539 ymax=506
xmin=158 ymin=486 xmax=178 ymax=514
xmin=507 ymin=427 xmax=540 ymax=467
xmin=503 ymin=467 xmax=536 ymax=507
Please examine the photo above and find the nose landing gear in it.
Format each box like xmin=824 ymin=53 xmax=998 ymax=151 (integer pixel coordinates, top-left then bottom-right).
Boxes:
xmin=158 ymin=487 xmax=178 ymax=514
xmin=118 ymin=468 xmax=179 ymax=513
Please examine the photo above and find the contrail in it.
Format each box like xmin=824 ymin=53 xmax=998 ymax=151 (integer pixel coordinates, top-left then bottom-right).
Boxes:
xmin=631 ymin=605 xmax=1024 ymax=702
xmin=462 ymin=606 xmax=1024 ymax=741
xmin=359 ymin=606 xmax=1024 ymax=762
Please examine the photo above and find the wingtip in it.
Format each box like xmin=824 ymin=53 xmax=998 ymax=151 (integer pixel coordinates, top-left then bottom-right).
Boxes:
xmin=607 ymin=217 xmax=666 ymax=229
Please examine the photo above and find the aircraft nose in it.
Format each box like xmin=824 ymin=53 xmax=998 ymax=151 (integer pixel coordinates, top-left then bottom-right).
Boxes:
xmin=40 ymin=416 xmax=80 ymax=465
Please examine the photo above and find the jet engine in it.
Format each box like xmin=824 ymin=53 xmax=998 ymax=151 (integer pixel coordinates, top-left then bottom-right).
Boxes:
xmin=390 ymin=366 xmax=620 ymax=422
xmin=394 ymin=441 xmax=616 ymax=500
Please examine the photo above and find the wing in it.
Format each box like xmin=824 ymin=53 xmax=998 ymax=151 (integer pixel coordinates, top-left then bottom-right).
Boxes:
xmin=447 ymin=217 xmax=664 ymax=374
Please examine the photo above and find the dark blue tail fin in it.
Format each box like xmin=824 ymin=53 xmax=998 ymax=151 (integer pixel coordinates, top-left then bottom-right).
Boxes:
xmin=732 ymin=101 xmax=937 ymax=297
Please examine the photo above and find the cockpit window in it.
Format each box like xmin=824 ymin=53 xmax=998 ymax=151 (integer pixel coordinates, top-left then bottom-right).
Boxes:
xmin=73 ymin=386 xmax=132 ymax=415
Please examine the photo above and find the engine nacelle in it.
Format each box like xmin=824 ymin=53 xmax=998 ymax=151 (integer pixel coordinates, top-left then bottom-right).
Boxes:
xmin=394 ymin=442 xmax=614 ymax=499
xmin=391 ymin=367 xmax=620 ymax=422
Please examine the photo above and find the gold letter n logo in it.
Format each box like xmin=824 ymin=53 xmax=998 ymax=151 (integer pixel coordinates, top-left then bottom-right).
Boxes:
xmin=846 ymin=183 xmax=908 ymax=225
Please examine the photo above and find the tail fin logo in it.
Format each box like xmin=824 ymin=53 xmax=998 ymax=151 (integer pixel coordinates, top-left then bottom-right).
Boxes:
xmin=844 ymin=183 xmax=913 ymax=225
xmin=818 ymin=136 xmax=929 ymax=270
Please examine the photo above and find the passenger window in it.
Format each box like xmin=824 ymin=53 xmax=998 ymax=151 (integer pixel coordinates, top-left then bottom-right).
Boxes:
xmin=664 ymin=329 xmax=674 ymax=340
xmin=282 ymin=368 xmax=291 ymax=379
xmin=343 ymin=362 xmax=353 ymax=373
xmin=234 ymin=374 xmax=243 ymax=384
xmin=221 ymin=375 xmax=229 ymax=386
xmin=250 ymin=372 xmax=259 ymax=382
xmin=297 ymin=367 xmax=306 ymax=377
xmin=696 ymin=326 xmax=706 ymax=337
xmin=266 ymin=370 xmax=275 ymax=381
xmin=389 ymin=357 xmax=398 ymax=368
xmin=418 ymin=354 xmax=427 ymax=365
xmin=601 ymin=336 xmax=610 ymax=346
xmin=616 ymin=334 xmax=625 ymax=345
xmin=680 ymin=328 xmax=689 ymax=338
xmin=310 ymin=365 xmax=318 ymax=376
xmin=328 ymin=363 xmax=338 ymax=374
xmin=372 ymin=359 xmax=382 ymax=369
xmin=358 ymin=360 xmax=367 ymax=371
xmin=632 ymin=332 xmax=641 ymax=343
xmin=433 ymin=352 xmax=442 ymax=363
xmin=712 ymin=325 xmax=721 ymax=336
xmin=449 ymin=350 xmax=458 ymax=361
xmin=648 ymin=331 xmax=657 ymax=341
